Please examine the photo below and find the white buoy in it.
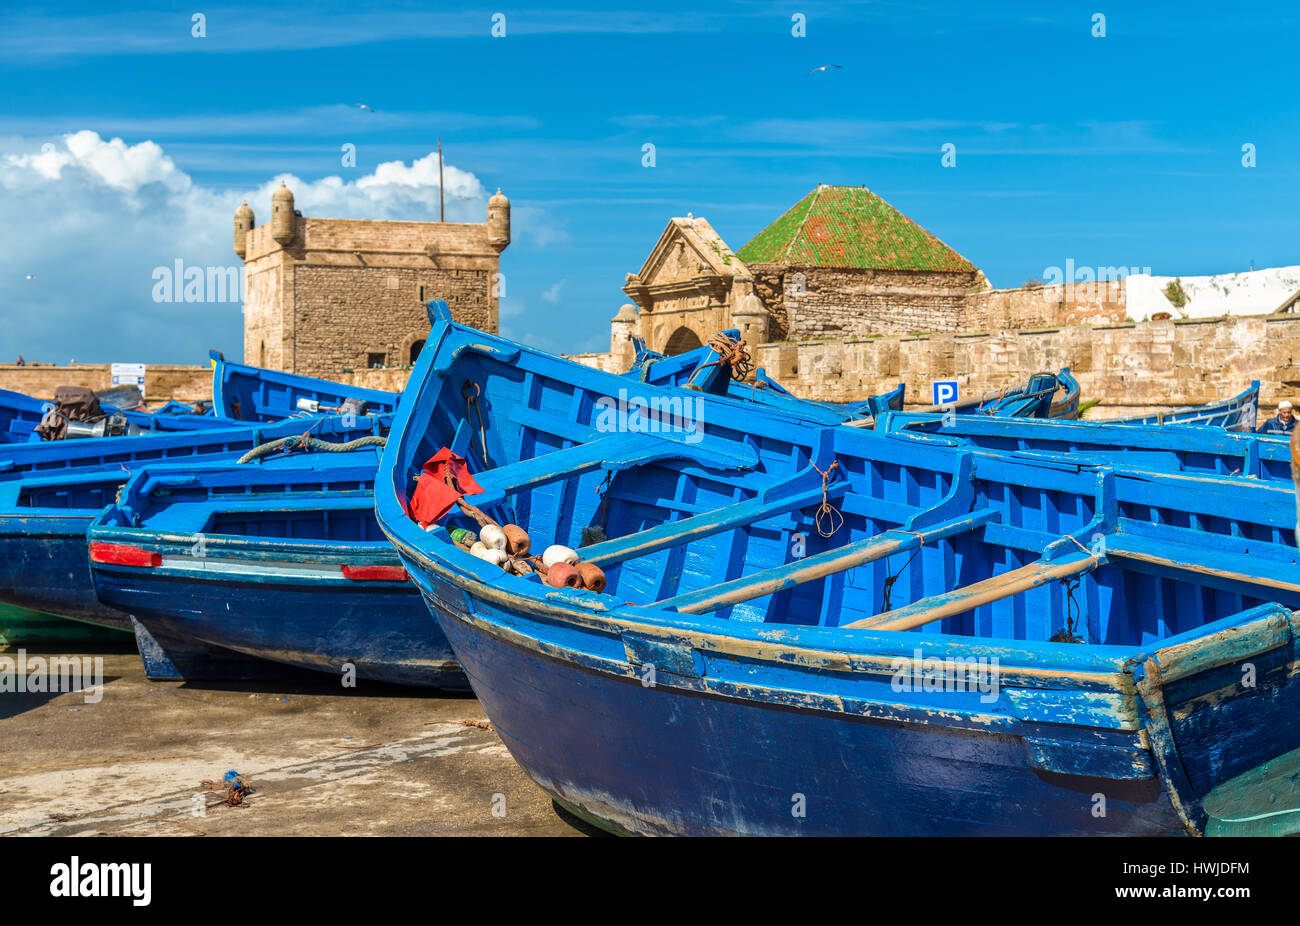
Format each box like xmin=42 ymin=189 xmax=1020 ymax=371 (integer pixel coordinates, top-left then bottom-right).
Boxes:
xmin=480 ymin=524 xmax=507 ymax=551
xmin=542 ymin=544 xmax=579 ymax=568
xmin=470 ymin=542 xmax=508 ymax=566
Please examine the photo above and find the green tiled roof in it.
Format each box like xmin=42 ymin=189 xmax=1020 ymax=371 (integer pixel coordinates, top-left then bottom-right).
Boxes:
xmin=735 ymin=185 xmax=976 ymax=273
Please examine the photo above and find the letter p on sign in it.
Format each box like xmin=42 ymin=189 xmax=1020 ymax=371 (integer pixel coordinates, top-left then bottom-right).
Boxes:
xmin=932 ymin=380 xmax=958 ymax=405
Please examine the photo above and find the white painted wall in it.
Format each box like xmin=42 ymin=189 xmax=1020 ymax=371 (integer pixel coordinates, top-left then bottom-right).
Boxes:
xmin=1126 ymin=265 xmax=1300 ymax=321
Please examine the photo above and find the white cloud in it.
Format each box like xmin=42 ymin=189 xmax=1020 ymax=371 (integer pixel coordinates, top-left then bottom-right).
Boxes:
xmin=0 ymin=131 xmax=525 ymax=364
xmin=541 ymin=279 xmax=567 ymax=303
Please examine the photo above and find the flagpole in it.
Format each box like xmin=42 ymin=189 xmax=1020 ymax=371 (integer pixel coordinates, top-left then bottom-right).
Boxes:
xmin=438 ymin=137 xmax=445 ymax=222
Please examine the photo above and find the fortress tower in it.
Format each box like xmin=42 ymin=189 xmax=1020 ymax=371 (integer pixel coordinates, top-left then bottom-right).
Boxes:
xmin=237 ymin=182 xmax=509 ymax=376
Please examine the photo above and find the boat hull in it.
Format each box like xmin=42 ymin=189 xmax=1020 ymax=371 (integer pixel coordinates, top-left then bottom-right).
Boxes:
xmin=0 ymin=517 xmax=131 ymax=629
xmin=95 ymin=563 xmax=466 ymax=689
xmin=427 ymin=592 xmax=1187 ymax=836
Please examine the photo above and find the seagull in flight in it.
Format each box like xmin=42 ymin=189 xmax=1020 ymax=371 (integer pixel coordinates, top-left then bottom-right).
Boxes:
xmin=352 ymin=102 xmax=375 ymax=112
xmin=808 ymin=64 xmax=843 ymax=75
xmin=24 ymin=274 xmax=35 ymax=280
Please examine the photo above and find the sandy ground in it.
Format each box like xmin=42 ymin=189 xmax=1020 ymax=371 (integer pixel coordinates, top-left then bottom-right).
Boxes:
xmin=0 ymin=644 xmax=589 ymax=837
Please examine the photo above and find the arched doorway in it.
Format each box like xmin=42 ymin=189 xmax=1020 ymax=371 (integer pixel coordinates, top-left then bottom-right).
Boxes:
xmin=663 ymin=326 xmax=703 ymax=356
xmin=409 ymin=339 xmax=426 ymax=365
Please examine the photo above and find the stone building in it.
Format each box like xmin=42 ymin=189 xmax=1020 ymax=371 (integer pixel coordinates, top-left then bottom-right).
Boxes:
xmin=615 ymin=216 xmax=759 ymax=371
xmin=608 ymin=184 xmax=983 ymax=364
xmin=236 ymin=183 xmax=509 ymax=377
xmin=737 ymin=184 xmax=983 ymax=340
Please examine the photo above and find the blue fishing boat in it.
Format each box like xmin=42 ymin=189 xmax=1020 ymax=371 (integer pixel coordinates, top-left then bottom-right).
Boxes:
xmin=1093 ymin=381 xmax=1260 ymax=432
xmin=749 ymin=367 xmax=907 ymax=420
xmin=156 ymin=399 xmax=214 ymax=416
xmin=629 ymin=330 xmax=904 ymax=423
xmin=0 ymin=415 xmax=387 ymax=629
xmin=0 ymin=385 xmax=239 ymax=442
xmin=628 ymin=332 xmax=904 ymax=424
xmin=211 ymin=350 xmax=399 ymax=422
xmin=0 ymin=388 xmax=49 ymax=442
xmin=374 ymin=302 xmax=1300 ymax=836
xmin=910 ymin=369 xmax=1079 ymax=420
xmin=86 ymin=451 xmax=465 ymax=688
xmin=1048 ymin=368 xmax=1081 ymax=419
xmin=879 ymin=411 xmax=1295 ymax=482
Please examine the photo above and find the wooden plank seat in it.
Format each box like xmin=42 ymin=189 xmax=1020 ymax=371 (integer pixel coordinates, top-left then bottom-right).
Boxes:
xmin=653 ymin=507 xmax=1002 ymax=616
xmin=1104 ymin=533 xmax=1300 ymax=598
xmin=844 ymin=549 xmax=1102 ymax=631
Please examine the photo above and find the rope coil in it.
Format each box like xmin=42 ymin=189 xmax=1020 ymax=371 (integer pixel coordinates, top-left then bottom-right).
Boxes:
xmin=699 ymin=332 xmax=753 ymax=381
xmin=237 ymin=434 xmax=386 ymax=464
xmin=812 ymin=459 xmax=842 ymax=538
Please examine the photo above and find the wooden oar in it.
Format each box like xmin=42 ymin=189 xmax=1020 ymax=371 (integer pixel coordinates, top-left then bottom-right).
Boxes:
xmin=844 ymin=552 xmax=1100 ymax=631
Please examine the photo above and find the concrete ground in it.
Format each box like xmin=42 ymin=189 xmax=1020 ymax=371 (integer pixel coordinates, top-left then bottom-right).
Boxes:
xmin=0 ymin=643 xmax=591 ymax=837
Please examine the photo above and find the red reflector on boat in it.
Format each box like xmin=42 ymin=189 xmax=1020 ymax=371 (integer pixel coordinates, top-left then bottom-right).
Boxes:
xmin=341 ymin=564 xmax=409 ymax=581
xmin=89 ymin=542 xmax=162 ymax=567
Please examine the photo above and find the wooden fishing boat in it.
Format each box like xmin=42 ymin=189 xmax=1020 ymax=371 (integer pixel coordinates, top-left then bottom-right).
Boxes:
xmin=879 ymin=411 xmax=1294 ymax=482
xmin=628 ymin=332 xmax=905 ymax=424
xmin=0 ymin=415 xmax=386 ymax=630
xmin=1093 ymin=381 xmax=1260 ymax=432
xmin=0 ymin=388 xmax=49 ymax=442
xmin=211 ymin=350 xmax=399 ymax=422
xmin=156 ymin=399 xmax=214 ymax=416
xmin=86 ymin=451 xmax=464 ymax=688
xmin=909 ymin=369 xmax=1079 ymax=420
xmin=1048 ymin=368 xmax=1081 ymax=419
xmin=0 ymin=386 xmax=241 ymax=442
xmin=374 ymin=302 xmax=1300 ymax=836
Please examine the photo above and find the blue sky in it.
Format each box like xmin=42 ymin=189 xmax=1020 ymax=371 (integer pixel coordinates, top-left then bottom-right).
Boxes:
xmin=2 ymin=0 xmax=1298 ymax=364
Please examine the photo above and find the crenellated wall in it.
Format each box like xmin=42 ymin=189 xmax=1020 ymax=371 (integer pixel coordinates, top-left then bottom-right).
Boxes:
xmin=750 ymin=311 xmax=1295 ymax=420
xmin=0 ymin=363 xmax=414 ymax=408
xmin=0 ymin=364 xmax=213 ymax=406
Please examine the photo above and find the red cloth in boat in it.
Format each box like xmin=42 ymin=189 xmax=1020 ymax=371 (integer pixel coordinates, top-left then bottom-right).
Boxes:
xmin=410 ymin=448 xmax=484 ymax=526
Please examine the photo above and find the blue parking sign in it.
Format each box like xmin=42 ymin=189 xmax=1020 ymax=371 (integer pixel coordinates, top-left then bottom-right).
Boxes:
xmin=932 ymin=380 xmax=959 ymax=405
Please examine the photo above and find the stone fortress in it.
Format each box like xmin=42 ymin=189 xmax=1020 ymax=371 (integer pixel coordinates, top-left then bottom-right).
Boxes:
xmin=235 ymin=181 xmax=510 ymax=379
xmin=573 ymin=184 xmax=1300 ymax=419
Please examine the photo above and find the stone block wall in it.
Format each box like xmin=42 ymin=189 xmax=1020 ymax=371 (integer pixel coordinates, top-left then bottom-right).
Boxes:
xmin=748 ymin=266 xmax=979 ymax=340
xmin=242 ymin=215 xmax=502 ymax=377
xmin=0 ymin=364 xmax=212 ymax=406
xmin=963 ymin=283 xmax=1127 ymax=331
xmin=291 ymin=265 xmax=492 ymax=378
xmin=751 ymin=312 xmax=1299 ymax=421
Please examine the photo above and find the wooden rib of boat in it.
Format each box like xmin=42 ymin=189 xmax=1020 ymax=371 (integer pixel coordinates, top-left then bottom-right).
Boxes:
xmin=878 ymin=410 xmax=1294 ymax=482
xmin=86 ymin=451 xmax=464 ymax=688
xmin=373 ymin=301 xmax=1300 ymax=836
xmin=210 ymin=350 xmax=399 ymax=422
xmin=0 ymin=415 xmax=386 ymax=629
